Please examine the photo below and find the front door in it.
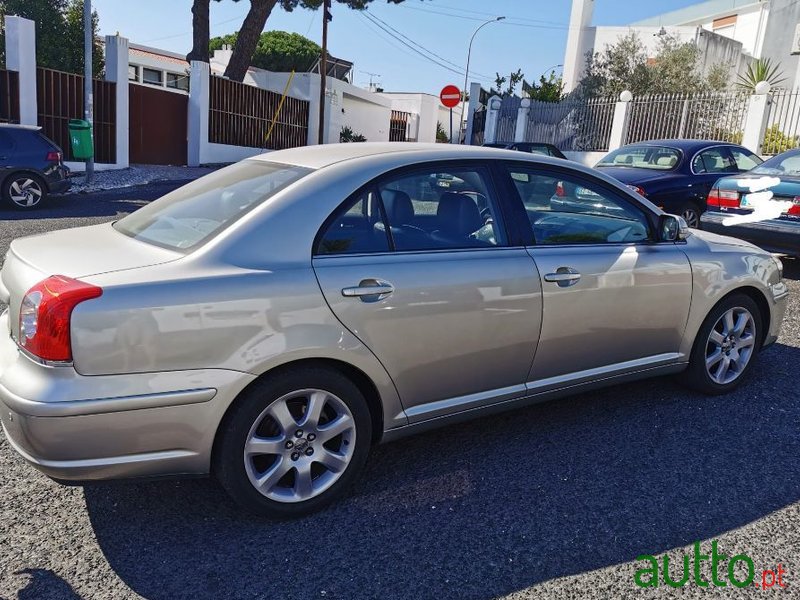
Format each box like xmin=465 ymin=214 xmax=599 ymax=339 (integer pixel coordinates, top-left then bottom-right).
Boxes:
xmin=499 ymin=163 xmax=693 ymax=389
xmin=313 ymin=162 xmax=542 ymax=422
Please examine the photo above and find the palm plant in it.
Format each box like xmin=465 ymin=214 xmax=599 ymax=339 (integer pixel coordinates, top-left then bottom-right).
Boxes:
xmin=735 ymin=58 xmax=786 ymax=91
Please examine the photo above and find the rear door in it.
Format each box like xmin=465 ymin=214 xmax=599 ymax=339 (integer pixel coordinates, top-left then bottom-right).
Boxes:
xmin=313 ymin=161 xmax=543 ymax=423
xmin=498 ymin=162 xmax=692 ymax=389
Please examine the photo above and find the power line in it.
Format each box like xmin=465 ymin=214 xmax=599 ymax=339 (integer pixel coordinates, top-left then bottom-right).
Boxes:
xmin=395 ymin=3 xmax=572 ymax=30
xmin=361 ymin=12 xmax=493 ymax=82
xmin=416 ymin=1 xmax=568 ymax=27
xmin=366 ymin=11 xmax=492 ymax=79
xmin=141 ymin=13 xmax=249 ymax=43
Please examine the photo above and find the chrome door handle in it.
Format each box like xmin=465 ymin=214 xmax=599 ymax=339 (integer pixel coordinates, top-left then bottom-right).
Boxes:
xmin=544 ymin=267 xmax=581 ymax=287
xmin=342 ymin=279 xmax=394 ymax=301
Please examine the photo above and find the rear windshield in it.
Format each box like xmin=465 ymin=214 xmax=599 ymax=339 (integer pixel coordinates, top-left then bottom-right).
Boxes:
xmin=751 ymin=149 xmax=800 ymax=177
xmin=597 ymin=146 xmax=682 ymax=170
xmin=114 ymin=161 xmax=311 ymax=251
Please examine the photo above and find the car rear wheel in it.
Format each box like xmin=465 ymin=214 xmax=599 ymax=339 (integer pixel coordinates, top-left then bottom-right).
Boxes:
xmin=214 ymin=366 xmax=372 ymax=518
xmin=683 ymin=294 xmax=762 ymax=394
xmin=677 ymin=203 xmax=700 ymax=229
xmin=2 ymin=173 xmax=47 ymax=210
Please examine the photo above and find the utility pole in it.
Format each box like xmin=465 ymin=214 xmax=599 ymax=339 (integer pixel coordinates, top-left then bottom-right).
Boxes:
xmin=318 ymin=0 xmax=331 ymax=144
xmin=84 ymin=0 xmax=94 ymax=183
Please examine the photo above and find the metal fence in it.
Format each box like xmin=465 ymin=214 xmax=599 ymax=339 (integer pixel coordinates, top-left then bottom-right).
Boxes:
xmin=0 ymin=69 xmax=19 ymax=124
xmin=624 ymin=91 xmax=749 ymax=145
xmin=762 ymin=90 xmax=800 ymax=155
xmin=389 ymin=110 xmax=410 ymax=142
xmin=209 ymin=76 xmax=309 ymax=150
xmin=525 ymin=96 xmax=616 ymax=151
xmin=494 ymin=96 xmax=521 ymax=143
xmin=36 ymin=67 xmax=116 ymax=162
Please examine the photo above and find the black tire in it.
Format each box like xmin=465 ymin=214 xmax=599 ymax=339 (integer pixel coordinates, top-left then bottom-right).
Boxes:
xmin=214 ymin=366 xmax=372 ymax=518
xmin=2 ymin=172 xmax=48 ymax=210
xmin=676 ymin=202 xmax=701 ymax=229
xmin=682 ymin=293 xmax=762 ymax=395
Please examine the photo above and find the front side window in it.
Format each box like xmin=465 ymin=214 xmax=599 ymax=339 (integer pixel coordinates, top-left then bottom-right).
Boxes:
xmin=597 ymin=146 xmax=681 ymax=170
xmin=114 ymin=161 xmax=311 ymax=251
xmin=376 ymin=166 xmax=505 ymax=250
xmin=692 ymin=148 xmax=736 ymax=174
xmin=506 ymin=166 xmax=651 ymax=245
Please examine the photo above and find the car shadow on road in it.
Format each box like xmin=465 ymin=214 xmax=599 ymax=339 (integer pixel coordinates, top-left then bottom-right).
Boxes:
xmin=82 ymin=341 xmax=800 ymax=599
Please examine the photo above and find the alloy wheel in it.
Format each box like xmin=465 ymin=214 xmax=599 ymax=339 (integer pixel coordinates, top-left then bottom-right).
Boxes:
xmin=9 ymin=177 xmax=43 ymax=208
xmin=243 ymin=388 xmax=356 ymax=503
xmin=705 ymin=307 xmax=756 ymax=385
xmin=681 ymin=207 xmax=700 ymax=229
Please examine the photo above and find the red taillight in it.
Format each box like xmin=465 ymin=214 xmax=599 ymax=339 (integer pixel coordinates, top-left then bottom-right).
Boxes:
xmin=555 ymin=181 xmax=565 ymax=197
xmin=707 ymin=188 xmax=741 ymax=208
xmin=18 ymin=275 xmax=102 ymax=362
xmin=790 ymin=197 xmax=800 ymax=216
xmin=46 ymin=151 xmax=61 ymax=162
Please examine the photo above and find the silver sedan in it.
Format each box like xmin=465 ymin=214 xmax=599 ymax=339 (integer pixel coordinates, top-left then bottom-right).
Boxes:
xmin=0 ymin=143 xmax=788 ymax=517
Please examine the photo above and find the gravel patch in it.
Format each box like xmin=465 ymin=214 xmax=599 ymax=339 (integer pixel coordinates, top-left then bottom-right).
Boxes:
xmin=67 ymin=164 xmax=221 ymax=194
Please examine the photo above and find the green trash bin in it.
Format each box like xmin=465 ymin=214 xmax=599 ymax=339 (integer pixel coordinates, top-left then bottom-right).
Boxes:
xmin=68 ymin=119 xmax=93 ymax=160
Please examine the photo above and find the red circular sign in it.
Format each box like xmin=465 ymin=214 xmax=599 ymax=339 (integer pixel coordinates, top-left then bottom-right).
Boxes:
xmin=440 ymin=85 xmax=461 ymax=108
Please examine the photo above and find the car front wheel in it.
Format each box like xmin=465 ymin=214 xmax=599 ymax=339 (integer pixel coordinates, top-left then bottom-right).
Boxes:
xmin=3 ymin=173 xmax=47 ymax=210
xmin=214 ymin=366 xmax=372 ymax=518
xmin=683 ymin=294 xmax=762 ymax=394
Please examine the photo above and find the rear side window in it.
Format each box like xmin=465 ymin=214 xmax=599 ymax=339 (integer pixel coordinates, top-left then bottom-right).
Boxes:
xmin=114 ymin=161 xmax=311 ymax=251
xmin=692 ymin=148 xmax=736 ymax=174
xmin=315 ymin=189 xmax=390 ymax=255
xmin=730 ymin=148 xmax=762 ymax=171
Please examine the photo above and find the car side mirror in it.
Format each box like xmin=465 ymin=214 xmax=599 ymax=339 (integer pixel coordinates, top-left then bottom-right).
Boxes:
xmin=660 ymin=214 xmax=690 ymax=242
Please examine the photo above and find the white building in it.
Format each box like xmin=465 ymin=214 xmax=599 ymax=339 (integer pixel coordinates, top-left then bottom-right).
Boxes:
xmin=563 ymin=0 xmax=775 ymax=93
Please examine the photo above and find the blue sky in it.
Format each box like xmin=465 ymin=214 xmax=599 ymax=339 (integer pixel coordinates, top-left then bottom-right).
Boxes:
xmin=93 ymin=0 xmax=701 ymax=94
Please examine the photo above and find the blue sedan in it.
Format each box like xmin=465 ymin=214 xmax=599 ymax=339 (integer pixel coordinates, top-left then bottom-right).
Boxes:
xmin=595 ymin=140 xmax=762 ymax=228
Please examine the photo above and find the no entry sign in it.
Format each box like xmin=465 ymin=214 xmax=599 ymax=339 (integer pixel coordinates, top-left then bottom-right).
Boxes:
xmin=440 ymin=85 xmax=461 ymax=108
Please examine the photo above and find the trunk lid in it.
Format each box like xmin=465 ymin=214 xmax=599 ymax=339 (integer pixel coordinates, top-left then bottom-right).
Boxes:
xmin=1 ymin=222 xmax=182 ymax=341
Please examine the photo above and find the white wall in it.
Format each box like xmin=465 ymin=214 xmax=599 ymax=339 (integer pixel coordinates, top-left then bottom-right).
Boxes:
xmin=592 ymin=26 xmax=698 ymax=59
xmin=688 ymin=5 xmax=767 ymax=57
xmin=381 ymin=93 xmax=440 ymax=142
xmin=563 ymin=0 xmax=595 ymax=93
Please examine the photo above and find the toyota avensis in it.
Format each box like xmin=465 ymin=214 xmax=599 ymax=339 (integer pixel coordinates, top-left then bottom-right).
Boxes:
xmin=0 ymin=144 xmax=788 ymax=517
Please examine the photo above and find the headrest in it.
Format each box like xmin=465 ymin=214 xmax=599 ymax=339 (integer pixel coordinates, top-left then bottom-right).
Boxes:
xmin=437 ymin=192 xmax=483 ymax=235
xmin=656 ymin=155 xmax=677 ymax=167
xmin=381 ymin=189 xmax=414 ymax=224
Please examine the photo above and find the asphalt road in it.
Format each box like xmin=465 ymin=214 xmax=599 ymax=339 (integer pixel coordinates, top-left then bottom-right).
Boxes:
xmin=0 ymin=185 xmax=798 ymax=599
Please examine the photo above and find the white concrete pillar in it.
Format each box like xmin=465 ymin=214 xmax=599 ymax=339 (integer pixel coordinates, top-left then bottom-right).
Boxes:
xmin=514 ymin=98 xmax=531 ymax=142
xmin=188 ymin=61 xmax=210 ymax=166
xmin=483 ymin=96 xmax=502 ymax=144
xmin=608 ymin=91 xmax=633 ymax=152
xmin=4 ymin=16 xmax=37 ymax=126
xmin=563 ymin=0 xmax=595 ymax=93
xmin=464 ymin=81 xmax=482 ymax=145
xmin=742 ymin=86 xmax=772 ymax=154
xmin=104 ymin=35 xmax=129 ymax=167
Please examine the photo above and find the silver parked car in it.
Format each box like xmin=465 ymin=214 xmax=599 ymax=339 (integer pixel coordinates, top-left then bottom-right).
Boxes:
xmin=0 ymin=143 xmax=788 ymax=517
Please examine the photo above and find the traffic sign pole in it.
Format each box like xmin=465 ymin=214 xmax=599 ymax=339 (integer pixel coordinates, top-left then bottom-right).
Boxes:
xmin=449 ymin=108 xmax=453 ymax=144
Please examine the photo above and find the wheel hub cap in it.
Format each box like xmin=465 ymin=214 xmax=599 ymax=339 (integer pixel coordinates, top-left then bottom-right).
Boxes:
xmin=704 ymin=307 xmax=756 ymax=385
xmin=243 ymin=388 xmax=356 ymax=503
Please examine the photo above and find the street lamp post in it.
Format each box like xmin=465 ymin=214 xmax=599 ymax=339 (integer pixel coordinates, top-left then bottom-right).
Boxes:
xmin=461 ymin=16 xmax=504 ymax=144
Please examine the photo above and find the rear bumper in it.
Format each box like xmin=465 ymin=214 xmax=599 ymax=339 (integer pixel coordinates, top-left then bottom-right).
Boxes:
xmin=44 ymin=166 xmax=71 ymax=194
xmin=0 ymin=311 xmax=255 ymax=481
xmin=700 ymin=212 xmax=800 ymax=255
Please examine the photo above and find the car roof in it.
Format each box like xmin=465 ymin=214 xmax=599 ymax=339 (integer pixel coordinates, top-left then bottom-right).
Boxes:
xmin=0 ymin=124 xmax=42 ymax=132
xmin=621 ymin=139 xmax=738 ymax=153
xmin=248 ymin=142 xmax=564 ymax=170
